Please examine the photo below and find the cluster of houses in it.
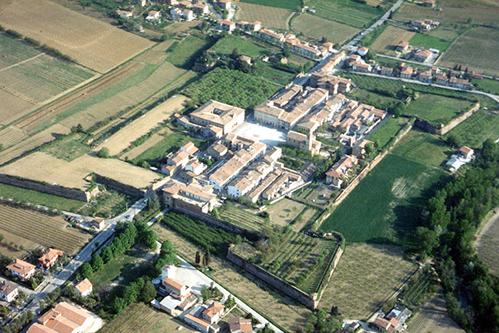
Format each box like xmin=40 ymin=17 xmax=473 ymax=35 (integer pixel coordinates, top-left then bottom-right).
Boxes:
xmin=153 ymin=265 xmax=254 ymax=333
xmin=392 ymin=40 xmax=439 ymax=64
xmin=6 ymin=248 xmax=65 ymax=283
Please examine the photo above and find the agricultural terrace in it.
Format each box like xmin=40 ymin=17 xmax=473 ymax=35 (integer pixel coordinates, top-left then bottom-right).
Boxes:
xmin=0 ymin=183 xmax=83 ymax=212
xmin=439 ymin=27 xmax=499 ymax=76
xmin=166 ymin=35 xmax=213 ymax=69
xmin=215 ymin=203 xmax=267 ymax=233
xmin=99 ymin=303 xmax=196 ymax=333
xmin=153 ymin=222 xmax=311 ymax=332
xmin=236 ymin=2 xmax=294 ymax=30
xmin=304 ymin=0 xmax=392 ymax=29
xmin=0 ymin=204 xmax=91 ymax=257
xmin=184 ymin=68 xmax=281 ymax=109
xmin=0 ymin=152 xmax=162 ymax=191
xmin=367 ymin=116 xmax=410 ymax=150
xmin=321 ymin=131 xmax=448 ymax=245
xmin=0 ymin=0 xmax=153 ymax=73
xmin=233 ymin=229 xmax=341 ymax=294
xmin=444 ymin=111 xmax=499 ymax=149
xmin=98 ymin=95 xmax=187 ymax=156
xmin=0 ymin=33 xmax=95 ymax=126
xmin=321 ymin=244 xmax=416 ymax=319
xmin=290 ymin=14 xmax=360 ymax=45
xmin=370 ymin=25 xmax=415 ymax=56
xmin=240 ymin=0 xmax=301 ymax=10
xmin=476 ymin=211 xmax=499 ymax=277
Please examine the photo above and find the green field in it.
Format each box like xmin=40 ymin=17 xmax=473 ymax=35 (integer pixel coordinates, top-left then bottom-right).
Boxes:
xmin=184 ymin=68 xmax=281 ymax=109
xmin=0 ymin=32 xmax=40 ymax=68
xmin=0 ymin=183 xmax=83 ymax=211
xmin=348 ymin=88 xmax=399 ymax=110
xmin=304 ymin=0 xmax=387 ymax=28
xmin=291 ymin=13 xmax=360 ymax=44
xmin=410 ymin=33 xmax=452 ymax=52
xmin=210 ymin=35 xmax=269 ymax=58
xmin=444 ymin=111 xmax=499 ymax=148
xmin=241 ymin=0 xmax=301 ymax=10
xmin=166 ymin=35 xmax=212 ymax=68
xmin=472 ymin=78 xmax=499 ymax=95
xmin=320 ymin=131 xmax=448 ymax=244
xmin=403 ymin=94 xmax=474 ymax=125
xmin=41 ymin=133 xmax=90 ymax=161
xmin=367 ymin=117 xmax=408 ymax=149
xmin=216 ymin=203 xmax=267 ymax=232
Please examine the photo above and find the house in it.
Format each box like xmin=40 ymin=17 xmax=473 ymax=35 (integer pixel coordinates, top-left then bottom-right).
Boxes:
xmin=449 ymin=76 xmax=472 ymax=89
xmin=215 ymin=0 xmax=232 ymax=11
xmin=239 ymin=55 xmax=252 ymax=65
xmin=7 ymin=259 xmax=36 ymax=281
xmin=325 ymin=155 xmax=358 ymax=188
xmin=185 ymin=159 xmax=207 ymax=175
xmin=161 ymin=277 xmax=191 ymax=300
xmin=418 ymin=69 xmax=433 ymax=83
xmin=202 ymin=301 xmax=224 ymax=324
xmin=371 ymin=306 xmax=412 ymax=332
xmin=258 ymin=29 xmax=285 ymax=46
xmin=286 ymin=131 xmax=321 ymax=155
xmin=192 ymin=2 xmax=210 ymax=15
xmin=28 ymin=301 xmax=98 ymax=333
xmin=395 ymin=40 xmax=409 ymax=52
xmin=228 ymin=317 xmax=253 ymax=333
xmin=38 ymin=248 xmax=64 ymax=269
xmin=146 ymin=10 xmax=161 ymax=21
xmin=458 ymin=146 xmax=474 ymax=160
xmin=184 ymin=313 xmax=213 ymax=333
xmin=236 ymin=20 xmax=261 ymax=32
xmin=189 ymin=100 xmax=245 ymax=137
xmin=75 ymin=279 xmax=93 ymax=297
xmin=400 ymin=65 xmax=414 ymax=79
xmin=0 ymin=279 xmax=19 ymax=303
xmin=380 ymin=66 xmax=394 ymax=76
xmin=207 ymin=141 xmax=228 ymax=159
xmin=352 ymin=61 xmax=372 ymax=72
xmin=352 ymin=139 xmax=374 ymax=158
xmin=414 ymin=49 xmax=433 ymax=62
xmin=116 ymin=8 xmax=134 ymax=19
xmin=420 ymin=0 xmax=436 ymax=8
xmin=357 ymin=46 xmax=369 ymax=56
xmin=218 ymin=19 xmax=235 ymax=33
xmin=445 ymin=146 xmax=475 ymax=172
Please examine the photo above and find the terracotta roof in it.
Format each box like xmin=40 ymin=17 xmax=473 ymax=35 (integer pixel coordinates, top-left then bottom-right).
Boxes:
xmin=7 ymin=259 xmax=35 ymax=276
xmin=0 ymin=279 xmax=18 ymax=295
xmin=27 ymin=323 xmax=59 ymax=333
xmin=459 ymin=146 xmax=473 ymax=155
xmin=38 ymin=248 xmax=64 ymax=266
xmin=163 ymin=277 xmax=184 ymax=292
xmin=229 ymin=317 xmax=253 ymax=333
xmin=203 ymin=301 xmax=224 ymax=319
xmin=185 ymin=313 xmax=210 ymax=329
xmin=52 ymin=302 xmax=91 ymax=326
xmin=75 ymin=279 xmax=93 ymax=295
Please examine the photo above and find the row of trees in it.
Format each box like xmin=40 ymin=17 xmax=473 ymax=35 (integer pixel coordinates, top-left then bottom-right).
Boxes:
xmin=415 ymin=139 xmax=499 ymax=332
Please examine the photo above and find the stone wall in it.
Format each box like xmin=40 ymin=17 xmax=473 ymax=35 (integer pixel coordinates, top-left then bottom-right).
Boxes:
xmin=0 ymin=173 xmax=89 ymax=201
xmin=93 ymin=174 xmax=144 ymax=198
xmin=437 ymin=102 xmax=480 ymax=135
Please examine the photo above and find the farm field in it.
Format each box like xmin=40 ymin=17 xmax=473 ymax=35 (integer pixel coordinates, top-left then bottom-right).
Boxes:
xmin=472 ymin=78 xmax=499 ymax=95
xmin=409 ymin=33 xmax=452 ymax=52
xmin=217 ymin=203 xmax=267 ymax=233
xmin=439 ymin=27 xmax=499 ymax=76
xmin=0 ymin=183 xmax=83 ymax=212
xmin=0 ymin=152 xmax=162 ymax=191
xmin=321 ymin=131 xmax=448 ymax=244
xmin=241 ymin=0 xmax=301 ymax=10
xmin=403 ymin=94 xmax=475 ymax=125
xmin=476 ymin=210 xmax=499 ymax=277
xmin=322 ymin=244 xmax=416 ymax=319
xmin=304 ymin=0 xmax=389 ymax=28
xmin=0 ymin=204 xmax=91 ymax=257
xmin=153 ymin=222 xmax=311 ymax=332
xmin=184 ymin=68 xmax=281 ymax=109
xmin=444 ymin=111 xmax=499 ymax=148
xmin=290 ymin=14 xmax=360 ymax=44
xmin=99 ymin=303 xmax=196 ymax=333
xmin=236 ymin=2 xmax=294 ymax=30
xmin=0 ymin=0 xmax=153 ymax=73
xmin=41 ymin=133 xmax=91 ymax=161
xmin=166 ymin=35 xmax=212 ymax=69
xmin=266 ymin=198 xmax=307 ymax=227
xmin=367 ymin=116 xmax=409 ymax=149
xmin=370 ymin=25 xmax=415 ymax=55
xmin=0 ymin=33 xmax=95 ymax=126
xmin=98 ymin=95 xmax=187 ymax=156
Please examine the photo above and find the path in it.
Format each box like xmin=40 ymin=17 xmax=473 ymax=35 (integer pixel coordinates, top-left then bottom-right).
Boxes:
xmin=475 ymin=208 xmax=499 ymax=245
xmin=0 ymin=53 xmax=44 ymax=73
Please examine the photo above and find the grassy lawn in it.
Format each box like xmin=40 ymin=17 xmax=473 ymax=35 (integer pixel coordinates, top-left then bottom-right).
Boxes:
xmin=184 ymin=68 xmax=281 ymax=109
xmin=254 ymin=61 xmax=296 ymax=86
xmin=166 ymin=35 xmax=212 ymax=69
xmin=99 ymin=303 xmax=196 ymax=333
xmin=410 ymin=33 xmax=452 ymax=52
xmin=403 ymin=94 xmax=474 ymax=125
xmin=347 ymin=88 xmax=399 ymax=110
xmin=291 ymin=13 xmax=360 ymax=44
xmin=320 ymin=131 xmax=448 ymax=245
xmin=210 ymin=35 xmax=270 ymax=58
xmin=367 ymin=116 xmax=408 ymax=149
xmin=472 ymin=78 xmax=499 ymax=95
xmin=0 ymin=183 xmax=84 ymax=211
xmin=41 ymin=133 xmax=90 ymax=161
xmin=444 ymin=111 xmax=499 ymax=148
xmin=241 ymin=0 xmax=301 ymax=10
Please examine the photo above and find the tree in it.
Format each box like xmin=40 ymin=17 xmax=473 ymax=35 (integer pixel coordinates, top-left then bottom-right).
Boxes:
xmin=195 ymin=251 xmax=201 ymax=265
xmin=147 ymin=191 xmax=161 ymax=212
xmin=203 ymin=249 xmax=211 ymax=267
xmin=111 ymin=297 xmax=127 ymax=314
xmin=140 ymin=280 xmax=157 ymax=303
xmin=81 ymin=262 xmax=93 ymax=279
xmin=97 ymin=147 xmax=110 ymax=158
xmin=90 ymin=254 xmax=103 ymax=272
xmin=101 ymin=246 xmax=114 ymax=263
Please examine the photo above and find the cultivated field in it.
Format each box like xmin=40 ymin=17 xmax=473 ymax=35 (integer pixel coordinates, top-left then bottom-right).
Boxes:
xmin=444 ymin=111 xmax=499 ymax=148
xmin=99 ymin=303 xmax=196 ymax=333
xmin=290 ymin=14 xmax=360 ymax=44
xmin=321 ymin=131 xmax=448 ymax=245
xmin=153 ymin=223 xmax=311 ymax=332
xmin=404 ymin=94 xmax=474 ymax=125
xmin=210 ymin=35 xmax=270 ymax=58
xmin=370 ymin=25 xmax=415 ymax=55
xmin=0 ymin=204 xmax=90 ymax=257
xmin=236 ymin=2 xmax=294 ymax=30
xmin=241 ymin=0 xmax=301 ymax=10
xmin=0 ymin=0 xmax=153 ymax=73
xmin=0 ymin=152 xmax=162 ymax=191
xmin=367 ymin=117 xmax=409 ymax=149
xmin=410 ymin=33 xmax=452 ymax=52
xmin=476 ymin=210 xmax=499 ymax=277
xmin=98 ymin=95 xmax=187 ymax=156
xmin=0 ymin=33 xmax=95 ymax=125
xmin=439 ymin=27 xmax=499 ymax=76
xmin=321 ymin=243 xmax=416 ymax=319
xmin=217 ymin=203 xmax=267 ymax=233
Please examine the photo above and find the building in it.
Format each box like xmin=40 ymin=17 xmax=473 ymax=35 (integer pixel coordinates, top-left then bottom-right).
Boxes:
xmin=161 ymin=277 xmax=191 ymax=300
xmin=0 ymin=279 xmax=19 ymax=303
xmin=192 ymin=2 xmax=210 ymax=15
xmin=207 ymin=141 xmax=228 ymax=159
xmin=449 ymin=76 xmax=472 ymax=89
xmin=28 ymin=302 xmax=98 ymax=333
xmin=395 ymin=40 xmax=409 ymax=52
xmin=414 ymin=49 xmax=433 ymax=62
xmin=162 ymin=180 xmax=219 ymax=213
xmin=215 ymin=0 xmax=232 ymax=11
xmin=183 ymin=301 xmax=224 ymax=333
xmin=228 ymin=317 xmax=253 ymax=333
xmin=380 ymin=66 xmax=394 ymax=76
xmin=258 ymin=28 xmax=285 ymax=46
xmin=218 ymin=19 xmax=236 ymax=33
xmin=357 ymin=46 xmax=369 ymax=56
xmin=310 ymin=73 xmax=351 ymax=95
xmin=189 ymin=100 xmax=245 ymax=137
xmin=236 ymin=20 xmax=261 ymax=32
xmin=271 ymin=84 xmax=303 ymax=108
xmin=418 ymin=69 xmax=433 ymax=83
xmin=286 ymin=131 xmax=321 ymax=155
xmin=202 ymin=301 xmax=224 ymax=324
xmin=400 ymin=65 xmax=414 ymax=79
xmin=7 ymin=259 xmax=36 ymax=281
xmin=445 ymin=146 xmax=475 ymax=172
xmin=38 ymin=248 xmax=64 ymax=269
xmin=161 ymin=141 xmax=198 ymax=176
xmin=325 ymin=155 xmax=358 ymax=188
xmin=75 ymin=279 xmax=93 ymax=297
xmin=420 ymin=0 xmax=436 ymax=8
xmin=146 ymin=10 xmax=161 ymax=21
xmin=116 ymin=8 xmax=133 ymax=19
xmin=351 ymin=60 xmax=372 ymax=72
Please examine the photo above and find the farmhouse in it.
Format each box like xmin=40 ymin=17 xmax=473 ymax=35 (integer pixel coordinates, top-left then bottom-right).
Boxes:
xmin=326 ymin=155 xmax=358 ymax=188
xmin=446 ymin=146 xmax=475 ymax=172
xmin=188 ymin=101 xmax=245 ymax=137
xmin=7 ymin=259 xmax=36 ymax=281
xmin=0 ymin=279 xmax=19 ymax=303
xmin=75 ymin=279 xmax=93 ymax=298
xmin=162 ymin=180 xmax=219 ymax=213
xmin=38 ymin=248 xmax=64 ymax=269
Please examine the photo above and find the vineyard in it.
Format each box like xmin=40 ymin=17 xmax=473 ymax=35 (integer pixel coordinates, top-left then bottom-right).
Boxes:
xmin=400 ymin=268 xmax=435 ymax=309
xmin=216 ymin=203 xmax=267 ymax=232
xmin=162 ymin=212 xmax=236 ymax=254
xmin=0 ymin=204 xmax=91 ymax=256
